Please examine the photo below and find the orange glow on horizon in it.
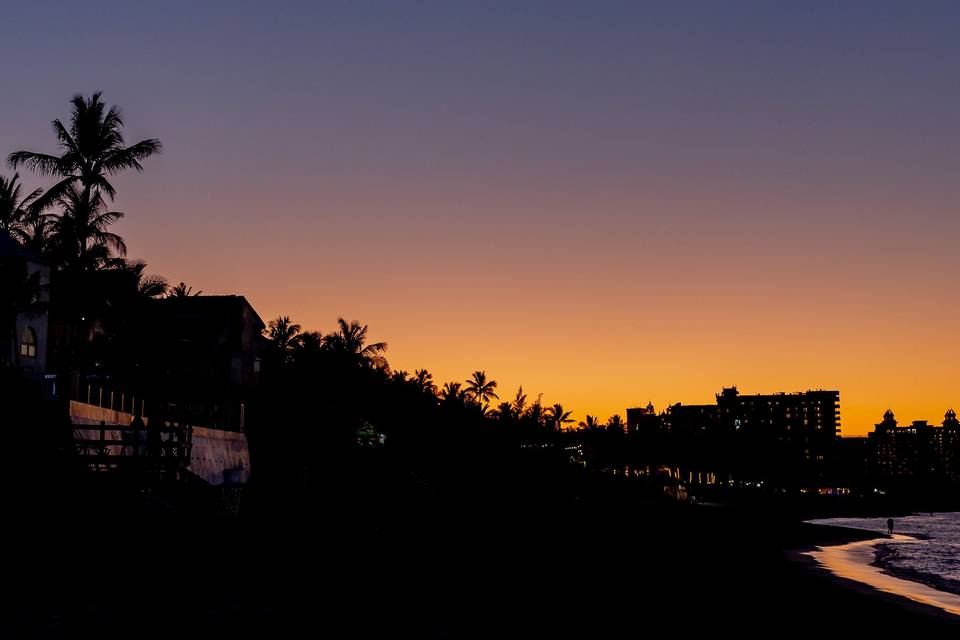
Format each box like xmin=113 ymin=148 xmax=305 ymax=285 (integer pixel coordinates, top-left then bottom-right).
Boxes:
xmin=5 ymin=2 xmax=960 ymax=439
xmin=113 ymin=189 xmax=960 ymax=438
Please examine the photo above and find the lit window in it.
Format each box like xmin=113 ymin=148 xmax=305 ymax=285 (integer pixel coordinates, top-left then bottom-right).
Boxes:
xmin=19 ymin=326 xmax=37 ymax=358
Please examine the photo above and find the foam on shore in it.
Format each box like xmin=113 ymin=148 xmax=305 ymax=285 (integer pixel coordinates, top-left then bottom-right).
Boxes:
xmin=805 ymin=535 xmax=960 ymax=617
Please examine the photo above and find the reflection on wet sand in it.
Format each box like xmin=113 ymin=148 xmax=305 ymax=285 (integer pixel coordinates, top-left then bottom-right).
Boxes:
xmin=806 ymin=535 xmax=960 ymax=617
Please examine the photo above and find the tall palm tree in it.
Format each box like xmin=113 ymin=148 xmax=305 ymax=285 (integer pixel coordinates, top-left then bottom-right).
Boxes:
xmin=47 ymin=184 xmax=126 ymax=271
xmin=0 ymin=173 xmax=42 ymax=240
xmin=546 ymin=404 xmax=574 ymax=431
xmin=464 ymin=370 xmax=499 ymax=408
xmin=267 ymin=316 xmax=301 ymax=364
xmin=413 ymin=369 xmax=437 ymax=396
xmin=9 ymin=92 xmax=161 ymax=210
xmin=168 ymin=282 xmax=202 ymax=297
xmin=578 ymin=415 xmax=602 ymax=431
xmin=321 ymin=318 xmax=387 ymax=369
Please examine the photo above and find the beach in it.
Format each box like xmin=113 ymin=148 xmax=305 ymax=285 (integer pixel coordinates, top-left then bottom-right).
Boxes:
xmin=799 ymin=514 xmax=960 ymax=622
xmin=4 ymin=465 xmax=960 ymax=637
xmin=804 ymin=534 xmax=960 ymax=617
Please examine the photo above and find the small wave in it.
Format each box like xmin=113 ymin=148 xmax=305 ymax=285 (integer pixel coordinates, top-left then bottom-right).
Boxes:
xmin=873 ymin=543 xmax=960 ymax=596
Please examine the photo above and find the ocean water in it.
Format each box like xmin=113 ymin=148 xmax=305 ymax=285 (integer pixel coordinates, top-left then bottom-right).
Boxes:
xmin=809 ymin=512 xmax=960 ymax=595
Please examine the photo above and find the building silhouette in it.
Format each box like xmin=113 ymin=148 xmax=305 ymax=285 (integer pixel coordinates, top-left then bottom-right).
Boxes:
xmin=625 ymin=402 xmax=660 ymax=435
xmin=622 ymin=387 xmax=841 ymax=486
xmin=147 ymin=295 xmax=267 ymax=389
xmin=667 ymin=387 xmax=838 ymax=458
xmin=868 ymin=409 xmax=960 ymax=483
xmin=0 ymin=231 xmax=51 ymax=378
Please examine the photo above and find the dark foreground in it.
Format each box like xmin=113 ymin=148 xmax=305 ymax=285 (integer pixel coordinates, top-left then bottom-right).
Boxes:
xmin=4 ymin=456 xmax=958 ymax=638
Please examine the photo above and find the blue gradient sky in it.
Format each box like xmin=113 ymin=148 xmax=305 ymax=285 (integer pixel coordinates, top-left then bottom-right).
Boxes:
xmin=2 ymin=2 xmax=959 ymax=432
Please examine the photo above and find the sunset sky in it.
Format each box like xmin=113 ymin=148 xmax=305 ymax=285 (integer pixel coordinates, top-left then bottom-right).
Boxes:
xmin=2 ymin=2 xmax=959 ymax=435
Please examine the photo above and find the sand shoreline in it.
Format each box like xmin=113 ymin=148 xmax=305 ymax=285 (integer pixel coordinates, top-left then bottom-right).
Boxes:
xmin=795 ymin=523 xmax=960 ymax=621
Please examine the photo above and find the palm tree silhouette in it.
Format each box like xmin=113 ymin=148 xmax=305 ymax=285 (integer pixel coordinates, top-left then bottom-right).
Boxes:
xmin=511 ymin=386 xmax=528 ymax=418
xmin=168 ymin=282 xmax=202 ymax=297
xmin=105 ymin=259 xmax=168 ymax=298
xmin=546 ymin=404 xmax=574 ymax=431
xmin=440 ymin=382 xmax=466 ymax=405
xmin=292 ymin=331 xmax=322 ymax=357
xmin=17 ymin=213 xmax=53 ymax=255
xmin=321 ymin=318 xmax=387 ymax=369
xmin=524 ymin=394 xmax=546 ymax=428
xmin=48 ymin=185 xmax=126 ymax=271
xmin=9 ymin=92 xmax=161 ymax=210
xmin=82 ymin=260 xmax=167 ymax=345
xmin=267 ymin=316 xmax=302 ymax=364
xmin=578 ymin=415 xmax=602 ymax=431
xmin=606 ymin=414 xmax=625 ymax=433
xmin=494 ymin=401 xmax=514 ymax=423
xmin=0 ymin=173 xmax=42 ymax=241
xmin=413 ymin=369 xmax=437 ymax=396
xmin=464 ymin=370 xmax=499 ymax=409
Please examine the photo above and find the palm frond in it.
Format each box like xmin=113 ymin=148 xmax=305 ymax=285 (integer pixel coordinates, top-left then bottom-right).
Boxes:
xmin=88 ymin=174 xmax=117 ymax=200
xmin=139 ymin=274 xmax=169 ymax=298
xmin=8 ymin=151 xmax=64 ymax=177
xmin=27 ymin=176 xmax=78 ymax=215
xmin=91 ymin=209 xmax=126 ymax=227
xmin=99 ymin=231 xmax=127 ymax=256
xmin=102 ymin=139 xmax=162 ymax=175
xmin=20 ymin=186 xmax=43 ymax=209
xmin=362 ymin=341 xmax=388 ymax=355
xmin=52 ymin=119 xmax=81 ymax=156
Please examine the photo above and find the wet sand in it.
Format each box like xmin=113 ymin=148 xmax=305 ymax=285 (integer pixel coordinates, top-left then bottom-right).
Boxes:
xmin=804 ymin=531 xmax=960 ymax=617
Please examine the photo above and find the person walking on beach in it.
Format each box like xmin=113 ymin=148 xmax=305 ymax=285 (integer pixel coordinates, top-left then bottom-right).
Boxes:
xmin=887 ymin=518 xmax=894 ymax=535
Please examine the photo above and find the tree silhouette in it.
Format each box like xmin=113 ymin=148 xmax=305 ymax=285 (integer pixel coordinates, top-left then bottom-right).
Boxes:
xmin=168 ymin=282 xmax=202 ymax=297
xmin=9 ymin=92 xmax=161 ymax=211
xmin=413 ymin=369 xmax=437 ymax=396
xmin=292 ymin=331 xmax=323 ymax=359
xmin=80 ymin=259 xmax=168 ymax=354
xmin=494 ymin=401 xmax=515 ymax=424
xmin=105 ymin=259 xmax=168 ymax=299
xmin=16 ymin=212 xmax=53 ymax=256
xmin=47 ymin=184 xmax=126 ymax=271
xmin=464 ymin=370 xmax=498 ymax=409
xmin=0 ymin=173 xmax=42 ymax=241
xmin=511 ymin=386 xmax=528 ymax=418
xmin=546 ymin=404 xmax=574 ymax=431
xmin=606 ymin=414 xmax=625 ymax=434
xmin=440 ymin=382 xmax=466 ymax=406
xmin=321 ymin=318 xmax=387 ymax=369
xmin=524 ymin=394 xmax=546 ymax=429
xmin=578 ymin=415 xmax=602 ymax=431
xmin=267 ymin=316 xmax=302 ymax=364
